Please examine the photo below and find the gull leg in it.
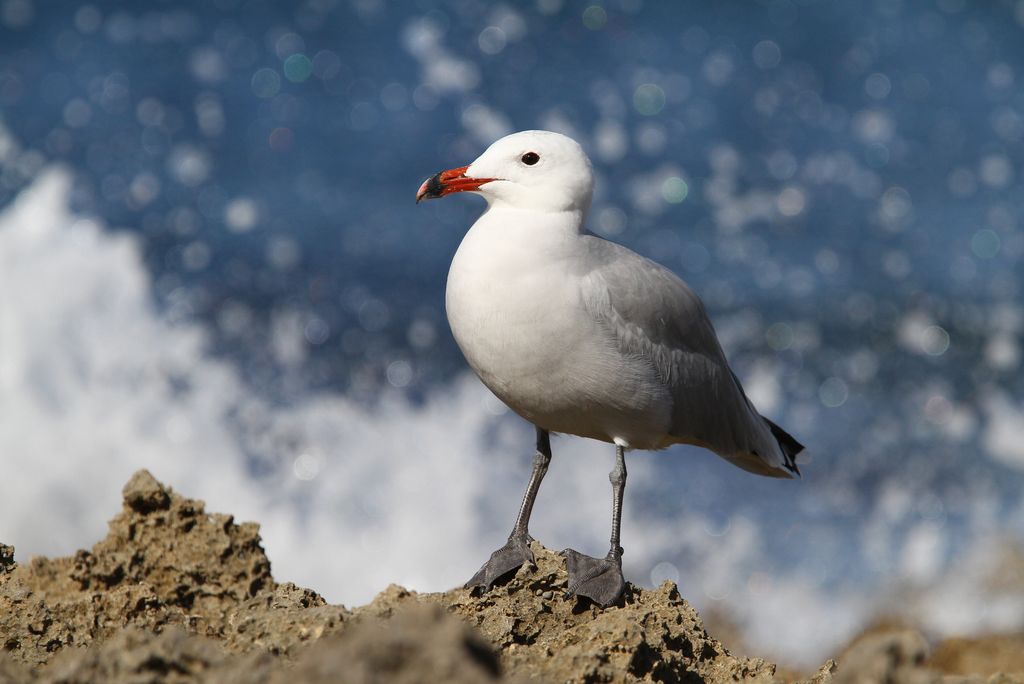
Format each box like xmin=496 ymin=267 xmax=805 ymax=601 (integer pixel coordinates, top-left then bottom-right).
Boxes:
xmin=562 ymin=445 xmax=627 ymax=607
xmin=466 ymin=427 xmax=552 ymax=590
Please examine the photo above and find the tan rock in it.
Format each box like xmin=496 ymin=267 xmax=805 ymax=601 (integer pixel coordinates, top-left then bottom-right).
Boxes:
xmin=1 ymin=470 xmax=1022 ymax=684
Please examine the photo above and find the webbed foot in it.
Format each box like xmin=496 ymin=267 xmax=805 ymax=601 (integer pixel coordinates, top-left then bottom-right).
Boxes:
xmin=465 ymin=535 xmax=535 ymax=590
xmin=561 ymin=548 xmax=626 ymax=607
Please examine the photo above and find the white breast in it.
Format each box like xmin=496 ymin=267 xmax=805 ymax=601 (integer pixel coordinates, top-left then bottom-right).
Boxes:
xmin=445 ymin=209 xmax=672 ymax=447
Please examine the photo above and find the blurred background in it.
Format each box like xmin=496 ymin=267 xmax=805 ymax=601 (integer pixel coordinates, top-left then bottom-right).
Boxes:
xmin=2 ymin=0 xmax=1024 ymax=667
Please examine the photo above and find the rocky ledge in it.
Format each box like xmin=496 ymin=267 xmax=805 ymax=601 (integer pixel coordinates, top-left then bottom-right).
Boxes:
xmin=0 ymin=470 xmax=1020 ymax=683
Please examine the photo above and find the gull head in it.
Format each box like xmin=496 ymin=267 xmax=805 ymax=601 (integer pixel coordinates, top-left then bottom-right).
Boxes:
xmin=416 ymin=130 xmax=594 ymax=213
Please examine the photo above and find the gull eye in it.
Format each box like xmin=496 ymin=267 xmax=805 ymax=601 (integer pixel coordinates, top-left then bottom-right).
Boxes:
xmin=521 ymin=152 xmax=540 ymax=166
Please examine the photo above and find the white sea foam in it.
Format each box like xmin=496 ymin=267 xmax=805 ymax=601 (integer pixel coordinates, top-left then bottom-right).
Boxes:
xmin=1 ymin=169 xmax=1023 ymax=667
xmin=0 ymin=167 xmax=629 ymax=600
xmin=402 ymin=18 xmax=480 ymax=95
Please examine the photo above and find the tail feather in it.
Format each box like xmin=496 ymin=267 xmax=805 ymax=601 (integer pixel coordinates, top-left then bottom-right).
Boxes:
xmin=729 ymin=370 xmax=806 ymax=478
xmin=763 ymin=417 xmax=804 ymax=477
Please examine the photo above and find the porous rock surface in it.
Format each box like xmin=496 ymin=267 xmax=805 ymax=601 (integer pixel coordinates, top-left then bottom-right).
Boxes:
xmin=0 ymin=470 xmax=1020 ymax=683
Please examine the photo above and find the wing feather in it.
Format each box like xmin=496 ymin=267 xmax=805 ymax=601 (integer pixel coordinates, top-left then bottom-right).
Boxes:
xmin=579 ymin=237 xmax=789 ymax=475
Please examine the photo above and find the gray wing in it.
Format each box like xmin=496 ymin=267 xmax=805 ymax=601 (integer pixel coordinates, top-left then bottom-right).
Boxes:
xmin=579 ymin=236 xmax=791 ymax=476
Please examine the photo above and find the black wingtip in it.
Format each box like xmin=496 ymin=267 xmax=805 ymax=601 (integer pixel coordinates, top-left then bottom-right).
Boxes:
xmin=764 ymin=417 xmax=804 ymax=477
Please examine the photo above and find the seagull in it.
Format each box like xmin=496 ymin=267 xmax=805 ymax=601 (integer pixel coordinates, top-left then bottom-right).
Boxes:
xmin=416 ymin=130 xmax=804 ymax=607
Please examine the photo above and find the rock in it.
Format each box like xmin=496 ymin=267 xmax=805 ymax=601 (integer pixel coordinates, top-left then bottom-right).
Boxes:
xmin=274 ymin=604 xmax=505 ymax=684
xmin=801 ymin=660 xmax=839 ymax=684
xmin=352 ymin=547 xmax=780 ymax=682
xmin=832 ymin=628 xmax=933 ymax=684
xmin=0 ymin=470 xmax=348 ymax=671
xmin=121 ymin=470 xmax=171 ymax=513
xmin=0 ymin=545 xmax=14 ymax=576
xmin=831 ymin=628 xmax=1024 ymax=684
xmin=2 ymin=469 xmax=1023 ymax=684
xmin=438 ymin=544 xmax=779 ymax=683
xmin=928 ymin=633 xmax=1024 ymax=679
xmin=37 ymin=628 xmax=230 ymax=684
xmin=0 ymin=652 xmax=31 ymax=684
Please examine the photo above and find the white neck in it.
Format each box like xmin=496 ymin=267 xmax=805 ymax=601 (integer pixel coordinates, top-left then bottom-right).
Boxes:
xmin=476 ymin=203 xmax=588 ymax=240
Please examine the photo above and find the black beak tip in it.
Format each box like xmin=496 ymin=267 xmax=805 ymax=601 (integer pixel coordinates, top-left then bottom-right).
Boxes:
xmin=416 ymin=171 xmax=446 ymax=204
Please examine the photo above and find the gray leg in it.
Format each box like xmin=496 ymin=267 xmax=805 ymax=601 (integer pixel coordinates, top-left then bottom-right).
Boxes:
xmin=510 ymin=428 xmax=551 ymax=540
xmin=562 ymin=445 xmax=627 ymax=607
xmin=466 ymin=427 xmax=552 ymax=590
xmin=608 ymin=444 xmax=626 ymax=558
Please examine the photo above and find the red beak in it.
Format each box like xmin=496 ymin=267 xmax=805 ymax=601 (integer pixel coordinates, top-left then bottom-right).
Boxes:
xmin=416 ymin=165 xmax=497 ymax=203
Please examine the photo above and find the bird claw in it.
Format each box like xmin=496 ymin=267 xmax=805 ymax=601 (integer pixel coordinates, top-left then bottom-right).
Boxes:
xmin=465 ymin=536 xmax=535 ymax=590
xmin=561 ymin=548 xmax=626 ymax=607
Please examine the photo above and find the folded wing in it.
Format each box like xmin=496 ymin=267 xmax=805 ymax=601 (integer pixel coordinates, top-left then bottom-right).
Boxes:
xmin=579 ymin=236 xmax=799 ymax=477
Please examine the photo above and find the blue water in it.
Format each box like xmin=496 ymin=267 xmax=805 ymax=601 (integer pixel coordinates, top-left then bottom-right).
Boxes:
xmin=2 ymin=0 xmax=1024 ymax=663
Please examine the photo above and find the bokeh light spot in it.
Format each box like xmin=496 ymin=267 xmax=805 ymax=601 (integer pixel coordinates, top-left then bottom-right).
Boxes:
xmin=650 ymin=561 xmax=681 ymax=587
xmin=293 ymin=453 xmax=322 ymax=481
xmin=660 ymin=176 xmax=688 ymax=203
xmin=283 ymin=53 xmax=313 ymax=83
xmin=987 ymin=62 xmax=1014 ymax=89
xmin=275 ymin=32 xmax=305 ymax=61
xmin=864 ymin=72 xmax=892 ymax=99
xmin=582 ymin=5 xmax=607 ymax=30
xmin=168 ymin=145 xmax=211 ymax=186
xmin=225 ymin=198 xmax=258 ymax=233
xmin=595 ymin=206 xmax=627 ymax=236
xmin=380 ymin=82 xmax=408 ymax=111
xmin=777 ymin=186 xmax=807 ymax=217
xmin=979 ymin=154 xmax=1013 ymax=188
xmin=819 ymin=377 xmax=849 ymax=408
xmin=304 ymin=317 xmax=329 ymax=345
xmin=633 ymin=83 xmax=665 ymax=116
xmin=924 ymin=394 xmax=953 ymax=425
xmin=921 ymin=325 xmax=950 ymax=356
xmin=386 ymin=360 xmax=414 ymax=388
xmin=74 ymin=5 xmax=101 ymax=33
xmin=752 ymin=40 xmax=781 ymax=69
xmin=312 ymin=50 xmax=342 ymax=80
xmin=268 ymin=127 xmax=294 ymax=151
xmin=251 ymin=68 xmax=281 ymax=98
xmin=63 ymin=99 xmax=91 ymax=128
xmin=680 ymin=242 xmax=710 ymax=273
xmin=766 ymin=323 xmax=794 ymax=351
xmin=478 ymin=26 xmax=507 ymax=54
xmin=971 ymin=229 xmax=1000 ymax=259
xmin=2 ymin=0 xmax=33 ymax=28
